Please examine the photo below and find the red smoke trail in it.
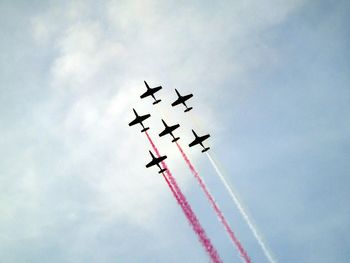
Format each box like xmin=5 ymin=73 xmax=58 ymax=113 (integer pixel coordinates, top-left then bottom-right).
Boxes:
xmin=145 ymin=131 xmax=222 ymax=263
xmin=176 ymin=142 xmax=251 ymax=263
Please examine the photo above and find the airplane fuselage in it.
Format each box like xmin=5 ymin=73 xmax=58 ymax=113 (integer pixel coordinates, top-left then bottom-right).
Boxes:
xmin=171 ymin=89 xmax=193 ymax=112
xmin=129 ymin=109 xmax=151 ymax=132
xmin=141 ymin=81 xmax=162 ymax=104
xmin=159 ymin=120 xmax=180 ymax=143
xmin=146 ymin=150 xmax=167 ymax=173
xmin=189 ymin=130 xmax=210 ymax=152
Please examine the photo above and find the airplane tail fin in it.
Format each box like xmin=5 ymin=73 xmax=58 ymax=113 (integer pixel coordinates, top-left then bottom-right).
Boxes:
xmin=202 ymin=147 xmax=210 ymax=153
xmin=141 ymin=127 xmax=150 ymax=132
xmin=153 ymin=99 xmax=161 ymax=105
xmin=159 ymin=168 xmax=167 ymax=174
xmin=172 ymin=137 xmax=180 ymax=143
xmin=184 ymin=107 xmax=193 ymax=112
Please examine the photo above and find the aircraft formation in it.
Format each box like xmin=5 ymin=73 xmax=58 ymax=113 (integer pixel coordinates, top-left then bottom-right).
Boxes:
xmin=129 ymin=80 xmax=210 ymax=174
xmin=128 ymin=81 xmax=271 ymax=263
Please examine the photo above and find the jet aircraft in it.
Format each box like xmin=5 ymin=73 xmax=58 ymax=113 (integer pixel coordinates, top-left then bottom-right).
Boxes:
xmin=146 ymin=150 xmax=167 ymax=174
xmin=140 ymin=81 xmax=162 ymax=104
xmin=159 ymin=119 xmax=180 ymax=142
xmin=128 ymin=108 xmax=151 ymax=132
xmin=188 ymin=129 xmax=210 ymax=152
xmin=171 ymin=89 xmax=193 ymax=112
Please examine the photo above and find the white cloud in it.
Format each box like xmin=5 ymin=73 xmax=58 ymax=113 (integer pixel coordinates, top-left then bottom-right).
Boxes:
xmin=29 ymin=0 xmax=303 ymax=228
xmin=1 ymin=0 xmax=308 ymax=259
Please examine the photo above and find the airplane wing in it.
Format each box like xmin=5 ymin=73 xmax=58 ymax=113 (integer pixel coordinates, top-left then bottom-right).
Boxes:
xmin=171 ymin=98 xmax=181 ymax=106
xmin=159 ymin=129 xmax=168 ymax=137
xmin=128 ymin=118 xmax=139 ymax=126
xmin=129 ymin=114 xmax=150 ymax=126
xmin=139 ymin=113 xmax=151 ymax=122
xmin=189 ymin=138 xmax=199 ymax=147
xmin=158 ymin=155 xmax=167 ymax=162
xmin=153 ymin=86 xmax=162 ymax=92
xmin=146 ymin=159 xmax=157 ymax=168
xmin=146 ymin=156 xmax=166 ymax=167
xmin=183 ymin=94 xmax=193 ymax=100
xmin=140 ymin=86 xmax=162 ymax=99
xmin=202 ymin=134 xmax=210 ymax=141
xmin=140 ymin=90 xmax=150 ymax=99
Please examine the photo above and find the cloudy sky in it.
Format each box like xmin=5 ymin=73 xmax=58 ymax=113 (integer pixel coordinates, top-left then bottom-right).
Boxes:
xmin=1 ymin=0 xmax=349 ymax=262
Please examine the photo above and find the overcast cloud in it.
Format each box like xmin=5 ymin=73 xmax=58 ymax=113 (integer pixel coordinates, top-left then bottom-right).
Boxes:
xmin=0 ymin=0 xmax=349 ymax=262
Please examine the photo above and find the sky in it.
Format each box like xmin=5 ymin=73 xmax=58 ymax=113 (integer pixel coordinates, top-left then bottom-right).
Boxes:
xmin=0 ymin=0 xmax=349 ymax=262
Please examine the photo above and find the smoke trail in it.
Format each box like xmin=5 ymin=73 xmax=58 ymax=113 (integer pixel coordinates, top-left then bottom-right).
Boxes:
xmin=207 ymin=152 xmax=277 ymax=263
xmin=145 ymin=131 xmax=222 ymax=263
xmin=176 ymin=142 xmax=251 ymax=263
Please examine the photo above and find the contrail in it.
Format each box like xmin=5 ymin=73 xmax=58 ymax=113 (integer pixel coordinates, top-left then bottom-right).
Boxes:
xmin=176 ymin=142 xmax=251 ymax=263
xmin=145 ymin=131 xmax=222 ymax=263
xmin=207 ymin=152 xmax=277 ymax=263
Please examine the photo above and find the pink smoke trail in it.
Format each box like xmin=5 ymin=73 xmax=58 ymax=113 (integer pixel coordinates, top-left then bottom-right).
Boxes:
xmin=176 ymin=142 xmax=251 ymax=263
xmin=145 ymin=131 xmax=222 ymax=263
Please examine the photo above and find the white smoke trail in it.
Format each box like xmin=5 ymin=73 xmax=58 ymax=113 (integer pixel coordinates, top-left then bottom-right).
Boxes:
xmin=206 ymin=152 xmax=277 ymax=263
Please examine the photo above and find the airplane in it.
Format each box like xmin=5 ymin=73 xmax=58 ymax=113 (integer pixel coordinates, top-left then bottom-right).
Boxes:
xmin=171 ymin=89 xmax=193 ymax=112
xmin=188 ymin=129 xmax=210 ymax=152
xmin=159 ymin=119 xmax=180 ymax=143
xmin=140 ymin=80 xmax=162 ymax=105
xmin=128 ymin=108 xmax=151 ymax=132
xmin=146 ymin=150 xmax=167 ymax=174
